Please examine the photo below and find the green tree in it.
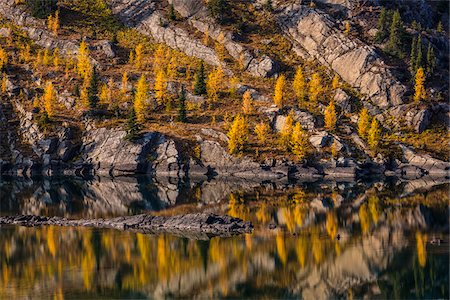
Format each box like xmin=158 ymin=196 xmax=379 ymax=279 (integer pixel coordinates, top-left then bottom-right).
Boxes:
xmin=177 ymin=85 xmax=187 ymax=123
xmin=125 ymin=109 xmax=141 ymax=141
xmin=26 ymin=0 xmax=58 ymax=18
xmin=87 ymin=66 xmax=99 ymax=108
xmin=426 ymin=44 xmax=436 ymax=76
xmin=207 ymin=0 xmax=230 ymax=24
xmin=375 ymin=7 xmax=389 ymax=42
xmin=436 ymin=21 xmax=444 ymax=33
xmin=410 ymin=36 xmax=417 ymax=75
xmin=415 ymin=35 xmax=423 ymax=71
xmin=387 ymin=10 xmax=405 ymax=57
xmin=168 ymin=4 xmax=176 ymax=21
xmin=193 ymin=61 xmax=207 ymax=95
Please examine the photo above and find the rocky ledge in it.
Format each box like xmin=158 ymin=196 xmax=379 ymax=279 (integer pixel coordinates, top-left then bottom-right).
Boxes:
xmin=0 ymin=213 xmax=253 ymax=239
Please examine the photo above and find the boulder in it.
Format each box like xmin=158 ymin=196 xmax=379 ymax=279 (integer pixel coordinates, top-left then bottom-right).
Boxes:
xmin=309 ymin=131 xmax=331 ymax=148
xmin=275 ymin=110 xmax=316 ymax=132
xmin=334 ymin=88 xmax=352 ymax=113
xmin=93 ymin=40 xmax=116 ymax=58
xmin=398 ymin=144 xmax=449 ymax=177
xmin=380 ymin=103 xmax=432 ymax=133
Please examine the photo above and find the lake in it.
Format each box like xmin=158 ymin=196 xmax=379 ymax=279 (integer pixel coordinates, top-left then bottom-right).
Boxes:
xmin=0 ymin=176 xmax=448 ymax=299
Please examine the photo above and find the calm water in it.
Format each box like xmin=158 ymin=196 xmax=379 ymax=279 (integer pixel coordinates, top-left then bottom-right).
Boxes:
xmin=0 ymin=176 xmax=448 ymax=299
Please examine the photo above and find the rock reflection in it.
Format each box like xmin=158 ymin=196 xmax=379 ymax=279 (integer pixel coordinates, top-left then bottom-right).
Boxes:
xmin=0 ymin=180 xmax=448 ymax=299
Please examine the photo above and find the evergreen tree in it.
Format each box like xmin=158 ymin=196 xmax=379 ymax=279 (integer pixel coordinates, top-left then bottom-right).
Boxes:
xmin=414 ymin=67 xmax=426 ymax=102
xmin=274 ymin=75 xmax=286 ymax=108
xmin=387 ymin=10 xmax=405 ymax=57
xmin=264 ymin=0 xmax=272 ymax=11
xmin=415 ymin=35 xmax=423 ymax=71
xmin=177 ymin=85 xmax=187 ymax=123
xmin=125 ymin=109 xmax=141 ymax=141
xmin=375 ymin=7 xmax=389 ymax=42
xmin=207 ymin=0 xmax=230 ymax=24
xmin=168 ymin=4 xmax=176 ymax=21
xmin=426 ymin=44 xmax=436 ymax=76
xmin=193 ymin=61 xmax=207 ymax=95
xmin=87 ymin=66 xmax=99 ymax=108
xmin=410 ymin=36 xmax=417 ymax=74
xmin=26 ymin=0 xmax=58 ymax=19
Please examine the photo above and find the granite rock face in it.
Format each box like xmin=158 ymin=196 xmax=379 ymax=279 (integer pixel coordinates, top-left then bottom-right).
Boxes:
xmin=277 ymin=4 xmax=407 ymax=108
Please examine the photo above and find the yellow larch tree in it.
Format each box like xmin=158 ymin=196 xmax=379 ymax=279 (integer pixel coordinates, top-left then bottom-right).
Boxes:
xmin=154 ymin=70 xmax=168 ymax=105
xmin=207 ymin=67 xmax=224 ymax=103
xmin=293 ymin=67 xmax=306 ymax=103
xmin=52 ymin=48 xmax=60 ymax=68
xmin=279 ymin=111 xmax=294 ymax=150
xmin=120 ymin=71 xmax=128 ymax=99
xmin=43 ymin=49 xmax=51 ymax=66
xmin=227 ymin=114 xmax=248 ymax=155
xmin=134 ymin=43 xmax=143 ymax=69
xmin=332 ymin=74 xmax=340 ymax=90
xmin=274 ymin=74 xmax=286 ymax=108
xmin=357 ymin=108 xmax=371 ymax=139
xmin=1 ymin=73 xmax=7 ymax=94
xmin=414 ymin=67 xmax=426 ymax=102
xmin=367 ymin=118 xmax=381 ymax=150
xmin=153 ymin=44 xmax=166 ymax=75
xmin=166 ymin=55 xmax=177 ymax=79
xmin=0 ymin=47 xmax=7 ymax=71
xmin=309 ymin=72 xmax=323 ymax=102
xmin=254 ymin=121 xmax=270 ymax=144
xmin=242 ymin=90 xmax=253 ymax=115
xmin=215 ymin=32 xmax=227 ymax=61
xmin=290 ymin=122 xmax=308 ymax=160
xmin=20 ymin=44 xmax=31 ymax=63
xmin=52 ymin=10 xmax=59 ymax=35
xmin=324 ymin=101 xmax=337 ymax=131
xmin=43 ymin=81 xmax=56 ymax=118
xmin=134 ymin=75 xmax=148 ymax=123
xmin=77 ymin=40 xmax=91 ymax=80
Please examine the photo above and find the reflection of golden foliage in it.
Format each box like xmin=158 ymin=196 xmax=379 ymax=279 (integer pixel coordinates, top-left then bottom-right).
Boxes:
xmin=416 ymin=231 xmax=427 ymax=268
xmin=359 ymin=203 xmax=370 ymax=234
xmin=311 ymin=230 xmax=323 ymax=264
xmin=47 ymin=226 xmax=57 ymax=257
xmin=326 ymin=212 xmax=338 ymax=240
xmin=276 ymin=232 xmax=287 ymax=265
xmin=292 ymin=190 xmax=306 ymax=204
xmin=256 ymin=203 xmax=271 ymax=224
xmin=368 ymin=195 xmax=380 ymax=225
xmin=81 ymin=230 xmax=94 ymax=291
xmin=137 ymin=233 xmax=150 ymax=266
xmin=296 ymin=236 xmax=307 ymax=268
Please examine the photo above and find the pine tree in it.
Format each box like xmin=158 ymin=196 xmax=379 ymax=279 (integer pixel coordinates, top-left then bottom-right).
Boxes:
xmin=368 ymin=118 xmax=381 ymax=150
xmin=426 ymin=44 xmax=436 ymax=76
xmin=309 ymin=72 xmax=322 ymax=102
xmin=227 ymin=114 xmax=248 ymax=155
xmin=154 ymin=70 xmax=168 ymax=105
xmin=125 ymin=109 xmax=141 ymax=141
xmin=77 ymin=40 xmax=91 ymax=80
xmin=43 ymin=81 xmax=56 ymax=118
xmin=134 ymin=75 xmax=148 ymax=123
xmin=414 ymin=67 xmax=426 ymax=102
xmin=206 ymin=67 xmax=224 ymax=103
xmin=357 ymin=108 xmax=371 ymax=139
xmin=279 ymin=111 xmax=294 ymax=150
xmin=134 ymin=43 xmax=143 ymax=69
xmin=0 ymin=47 xmax=7 ymax=71
xmin=293 ymin=67 xmax=306 ymax=103
xmin=415 ymin=35 xmax=423 ymax=71
xmin=387 ymin=10 xmax=405 ymax=57
xmin=177 ymin=85 xmax=187 ymax=123
xmin=324 ymin=101 xmax=337 ymax=131
xmin=410 ymin=36 xmax=417 ymax=74
xmin=168 ymin=4 xmax=176 ymax=21
xmin=290 ymin=122 xmax=308 ymax=160
xmin=436 ymin=21 xmax=444 ymax=33
xmin=254 ymin=121 xmax=270 ymax=143
xmin=193 ymin=61 xmax=207 ymax=95
xmin=87 ymin=66 xmax=99 ymax=108
xmin=207 ymin=0 xmax=230 ymax=24
xmin=242 ymin=90 xmax=253 ymax=115
xmin=274 ymin=74 xmax=286 ymax=108
xmin=375 ymin=7 xmax=389 ymax=42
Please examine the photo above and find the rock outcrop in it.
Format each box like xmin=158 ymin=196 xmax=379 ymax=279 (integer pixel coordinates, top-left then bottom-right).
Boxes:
xmin=397 ymin=144 xmax=449 ymax=178
xmin=0 ymin=213 xmax=253 ymax=239
xmin=277 ymin=4 xmax=407 ymax=108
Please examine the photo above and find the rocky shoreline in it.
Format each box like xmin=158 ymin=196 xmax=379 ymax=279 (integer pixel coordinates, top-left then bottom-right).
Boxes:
xmin=0 ymin=213 xmax=253 ymax=239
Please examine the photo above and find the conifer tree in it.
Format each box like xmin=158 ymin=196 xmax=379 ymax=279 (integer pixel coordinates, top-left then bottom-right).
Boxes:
xmin=120 ymin=71 xmax=128 ymax=97
xmin=324 ymin=101 xmax=337 ymax=131
xmin=128 ymin=51 xmax=134 ymax=65
xmin=168 ymin=4 xmax=176 ymax=21
xmin=414 ymin=67 xmax=426 ymax=102
xmin=87 ymin=66 xmax=99 ymax=108
xmin=1 ymin=73 xmax=7 ymax=94
xmin=368 ymin=118 xmax=381 ymax=150
xmin=344 ymin=21 xmax=351 ymax=35
xmin=154 ymin=70 xmax=168 ymax=105
xmin=437 ymin=21 xmax=443 ymax=33
xmin=242 ymin=90 xmax=253 ymax=115
xmin=43 ymin=49 xmax=51 ymax=66
xmin=125 ymin=109 xmax=141 ymax=141
xmin=177 ymin=85 xmax=187 ymax=123
xmin=207 ymin=0 xmax=230 ymax=24
xmin=51 ymin=10 xmax=59 ymax=35
xmin=309 ymin=72 xmax=322 ymax=102
xmin=166 ymin=55 xmax=177 ymax=79
xmin=426 ymin=44 xmax=436 ymax=76
xmin=415 ymin=35 xmax=423 ymax=70
xmin=357 ymin=108 xmax=371 ymax=139
xmin=410 ymin=36 xmax=417 ymax=74
xmin=153 ymin=44 xmax=165 ymax=75
xmin=227 ymin=114 xmax=248 ymax=155
xmin=279 ymin=111 xmax=294 ymax=150
xmin=134 ymin=43 xmax=143 ymax=69
xmin=207 ymin=67 xmax=224 ymax=103
xmin=274 ymin=74 xmax=286 ymax=108
xmin=77 ymin=40 xmax=91 ymax=80
xmin=331 ymin=74 xmax=340 ymax=90
xmin=134 ymin=75 xmax=148 ymax=123
xmin=375 ymin=7 xmax=389 ymax=42
xmin=293 ymin=67 xmax=306 ymax=103
xmin=0 ymin=47 xmax=7 ymax=71
xmin=52 ymin=48 xmax=60 ymax=68
xmin=290 ymin=122 xmax=308 ymax=160
xmin=193 ymin=61 xmax=207 ymax=95
xmin=43 ymin=81 xmax=56 ymax=118
xmin=387 ymin=10 xmax=405 ymax=57
xmin=254 ymin=121 xmax=270 ymax=143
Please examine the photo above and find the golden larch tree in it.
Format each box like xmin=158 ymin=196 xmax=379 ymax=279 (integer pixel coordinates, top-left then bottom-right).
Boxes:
xmin=290 ymin=122 xmax=308 ymax=160
xmin=134 ymin=75 xmax=148 ymax=123
xmin=324 ymin=101 xmax=337 ymax=131
xmin=368 ymin=118 xmax=381 ymax=150
xmin=357 ymin=108 xmax=371 ymax=139
xmin=134 ymin=43 xmax=143 ymax=69
xmin=154 ymin=70 xmax=168 ymax=105
xmin=0 ymin=47 xmax=7 ymax=71
xmin=293 ymin=67 xmax=306 ymax=103
xmin=227 ymin=114 xmax=248 ymax=155
xmin=274 ymin=74 xmax=286 ymax=108
xmin=414 ymin=67 xmax=426 ymax=102
xmin=207 ymin=67 xmax=224 ymax=103
xmin=43 ymin=81 xmax=56 ymax=118
xmin=279 ymin=111 xmax=294 ymax=150
xmin=77 ymin=40 xmax=91 ymax=80
xmin=332 ymin=74 xmax=340 ymax=90
xmin=120 ymin=71 xmax=128 ymax=98
xmin=309 ymin=72 xmax=323 ymax=102
xmin=242 ymin=90 xmax=253 ymax=115
xmin=254 ymin=121 xmax=270 ymax=143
